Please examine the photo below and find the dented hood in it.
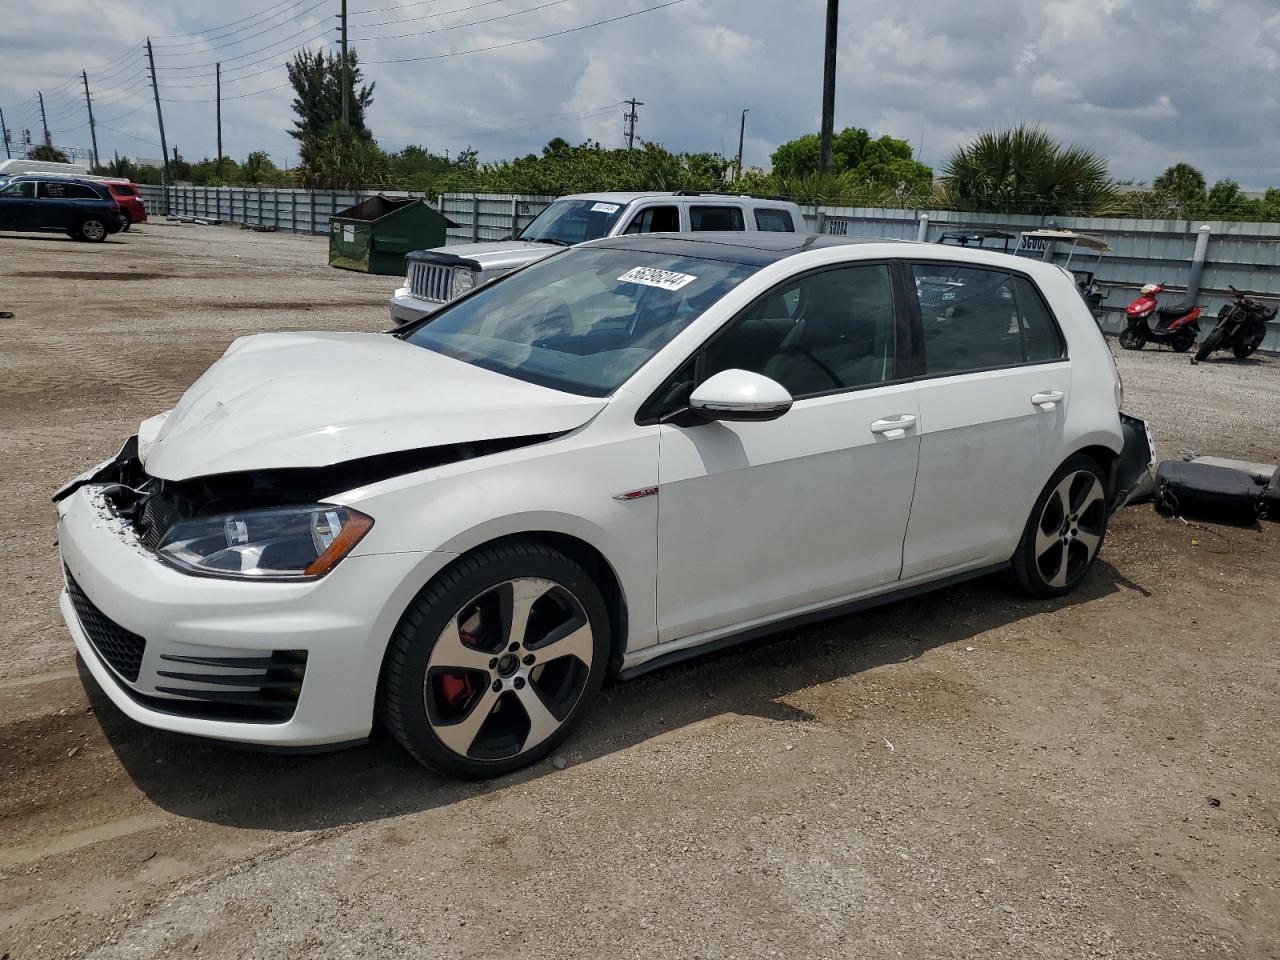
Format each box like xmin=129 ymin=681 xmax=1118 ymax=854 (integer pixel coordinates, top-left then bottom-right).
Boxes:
xmin=142 ymin=332 xmax=606 ymax=481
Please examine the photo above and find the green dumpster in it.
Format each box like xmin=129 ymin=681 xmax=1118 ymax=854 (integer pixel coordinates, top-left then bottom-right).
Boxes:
xmin=328 ymin=195 xmax=457 ymax=275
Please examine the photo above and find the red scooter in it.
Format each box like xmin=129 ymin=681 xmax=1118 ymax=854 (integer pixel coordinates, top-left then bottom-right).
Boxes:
xmin=1119 ymin=283 xmax=1200 ymax=352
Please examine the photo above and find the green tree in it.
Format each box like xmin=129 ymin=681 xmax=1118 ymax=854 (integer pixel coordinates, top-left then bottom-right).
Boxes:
xmin=27 ymin=143 xmax=69 ymax=163
xmin=287 ymin=48 xmax=375 ymax=142
xmin=295 ymin=123 xmax=390 ymax=188
xmin=1199 ymin=179 xmax=1262 ymax=220
xmin=1151 ymin=162 xmax=1207 ymax=217
xmin=939 ymin=125 xmax=1118 ymax=216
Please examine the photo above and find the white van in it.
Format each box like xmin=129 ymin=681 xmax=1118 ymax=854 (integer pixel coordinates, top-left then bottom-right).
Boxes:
xmin=0 ymin=159 xmax=91 ymax=178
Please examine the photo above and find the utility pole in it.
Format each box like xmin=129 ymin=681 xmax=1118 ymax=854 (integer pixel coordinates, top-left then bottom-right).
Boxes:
xmin=340 ymin=0 xmax=350 ymax=127
xmin=82 ymin=70 xmax=100 ymax=169
xmin=736 ymin=108 xmax=749 ymax=182
xmin=38 ymin=91 xmax=51 ymax=147
xmin=216 ymin=62 xmax=223 ymax=178
xmin=623 ymin=97 xmax=643 ymax=150
xmin=818 ymin=0 xmax=839 ymax=178
xmin=145 ymin=38 xmax=171 ymax=215
xmin=0 ymin=105 xmax=10 ymax=159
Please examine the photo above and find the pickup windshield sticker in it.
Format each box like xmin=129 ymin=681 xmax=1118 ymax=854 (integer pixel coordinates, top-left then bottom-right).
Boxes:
xmin=617 ymin=266 xmax=697 ymax=291
xmin=591 ymin=202 xmax=621 ymax=214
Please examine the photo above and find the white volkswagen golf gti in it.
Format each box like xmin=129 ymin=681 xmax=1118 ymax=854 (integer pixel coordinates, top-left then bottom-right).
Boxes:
xmin=55 ymin=233 xmax=1153 ymax=777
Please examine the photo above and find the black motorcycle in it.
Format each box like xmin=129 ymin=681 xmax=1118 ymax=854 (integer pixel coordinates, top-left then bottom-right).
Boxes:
xmin=1194 ymin=286 xmax=1275 ymax=362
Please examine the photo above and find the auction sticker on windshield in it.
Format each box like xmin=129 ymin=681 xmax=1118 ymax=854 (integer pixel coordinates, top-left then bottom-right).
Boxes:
xmin=591 ymin=202 xmax=621 ymax=214
xmin=618 ymin=266 xmax=697 ymax=291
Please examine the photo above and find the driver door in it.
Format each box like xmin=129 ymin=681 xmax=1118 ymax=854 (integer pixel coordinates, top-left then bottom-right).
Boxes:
xmin=0 ymin=179 xmax=37 ymax=230
xmin=653 ymin=262 xmax=922 ymax=642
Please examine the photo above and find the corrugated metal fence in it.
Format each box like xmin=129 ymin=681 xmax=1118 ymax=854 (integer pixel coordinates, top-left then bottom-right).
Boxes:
xmin=139 ymin=185 xmax=1280 ymax=348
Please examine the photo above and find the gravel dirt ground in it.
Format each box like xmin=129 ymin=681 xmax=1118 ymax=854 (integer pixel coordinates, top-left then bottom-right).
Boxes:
xmin=1 ymin=224 xmax=1277 ymax=960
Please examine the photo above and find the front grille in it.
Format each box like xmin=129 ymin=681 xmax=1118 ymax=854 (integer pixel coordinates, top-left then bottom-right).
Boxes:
xmin=409 ymin=261 xmax=456 ymax=303
xmin=66 ymin=571 xmax=146 ymax=682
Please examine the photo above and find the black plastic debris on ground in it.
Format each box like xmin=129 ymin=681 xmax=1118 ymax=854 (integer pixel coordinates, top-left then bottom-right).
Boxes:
xmin=1155 ymin=459 xmax=1273 ymax=526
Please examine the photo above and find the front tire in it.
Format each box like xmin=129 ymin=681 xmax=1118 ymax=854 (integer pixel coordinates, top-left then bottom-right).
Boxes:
xmin=1010 ymin=455 xmax=1110 ymax=598
xmin=77 ymin=217 xmax=108 ymax=242
xmin=121 ymin=220 xmax=131 ymax=233
xmin=1172 ymin=328 xmax=1196 ymax=352
xmin=379 ymin=541 xmax=610 ymax=778
xmin=1195 ymin=324 xmax=1227 ymax=362
xmin=1118 ymin=325 xmax=1145 ymax=350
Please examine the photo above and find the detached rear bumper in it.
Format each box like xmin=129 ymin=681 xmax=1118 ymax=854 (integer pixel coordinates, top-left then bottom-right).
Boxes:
xmin=1111 ymin=413 xmax=1157 ymax=510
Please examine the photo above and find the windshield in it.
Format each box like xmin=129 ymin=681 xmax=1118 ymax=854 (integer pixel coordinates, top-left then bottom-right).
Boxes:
xmin=402 ymin=247 xmax=757 ymax=396
xmin=518 ymin=199 xmax=626 ymax=245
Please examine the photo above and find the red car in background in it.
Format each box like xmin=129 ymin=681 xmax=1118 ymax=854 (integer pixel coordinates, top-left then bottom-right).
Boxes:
xmin=102 ymin=180 xmax=146 ymax=230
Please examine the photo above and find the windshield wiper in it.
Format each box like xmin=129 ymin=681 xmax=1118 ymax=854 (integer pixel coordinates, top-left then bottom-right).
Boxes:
xmin=527 ymin=237 xmax=570 ymax=246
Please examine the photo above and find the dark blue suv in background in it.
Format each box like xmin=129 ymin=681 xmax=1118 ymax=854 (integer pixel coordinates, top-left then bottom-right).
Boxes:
xmin=0 ymin=175 xmax=126 ymax=242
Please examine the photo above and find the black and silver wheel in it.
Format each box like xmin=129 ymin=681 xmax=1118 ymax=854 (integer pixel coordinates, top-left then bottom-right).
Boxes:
xmin=1010 ymin=455 xmax=1109 ymax=598
xmin=1118 ymin=325 xmax=1145 ymax=350
xmin=78 ymin=217 xmax=108 ymax=242
xmin=380 ymin=541 xmax=609 ymax=778
xmin=121 ymin=220 xmax=131 ymax=233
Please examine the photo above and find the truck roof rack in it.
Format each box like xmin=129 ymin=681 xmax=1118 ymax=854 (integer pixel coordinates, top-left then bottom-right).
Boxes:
xmin=672 ymin=190 xmax=793 ymax=202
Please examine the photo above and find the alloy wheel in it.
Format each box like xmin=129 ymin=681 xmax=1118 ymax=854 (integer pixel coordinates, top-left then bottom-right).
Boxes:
xmin=424 ymin=577 xmax=593 ymax=762
xmin=1034 ymin=470 xmax=1106 ymax=588
xmin=82 ymin=220 xmax=105 ymax=241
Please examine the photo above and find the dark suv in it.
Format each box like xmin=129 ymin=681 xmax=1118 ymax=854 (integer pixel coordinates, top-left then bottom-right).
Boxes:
xmin=0 ymin=175 xmax=126 ymax=242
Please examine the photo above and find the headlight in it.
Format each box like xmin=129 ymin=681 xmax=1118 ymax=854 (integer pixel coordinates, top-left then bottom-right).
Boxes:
xmin=157 ymin=505 xmax=373 ymax=581
xmin=452 ymin=266 xmax=476 ymax=296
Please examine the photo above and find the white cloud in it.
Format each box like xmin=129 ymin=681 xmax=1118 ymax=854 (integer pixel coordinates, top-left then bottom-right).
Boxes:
xmin=1 ymin=0 xmax=1278 ymax=187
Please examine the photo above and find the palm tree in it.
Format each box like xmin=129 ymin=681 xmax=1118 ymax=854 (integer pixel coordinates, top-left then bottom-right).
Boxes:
xmin=940 ymin=125 xmax=1119 ymax=216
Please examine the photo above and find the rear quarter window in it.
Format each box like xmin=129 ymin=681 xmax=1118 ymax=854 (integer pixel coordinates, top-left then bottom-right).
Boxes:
xmin=690 ymin=206 xmax=745 ymax=231
xmin=754 ymin=209 xmax=795 ymax=232
xmin=109 ymin=183 xmax=137 ymax=196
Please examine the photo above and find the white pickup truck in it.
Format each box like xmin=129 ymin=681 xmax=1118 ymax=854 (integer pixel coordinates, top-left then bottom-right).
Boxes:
xmin=388 ymin=190 xmax=808 ymax=324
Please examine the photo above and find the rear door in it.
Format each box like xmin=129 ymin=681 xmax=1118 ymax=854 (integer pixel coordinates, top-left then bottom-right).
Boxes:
xmin=652 ymin=261 xmax=921 ymax=641
xmin=35 ymin=180 xmax=75 ymax=229
xmin=899 ymin=261 xmax=1071 ymax=579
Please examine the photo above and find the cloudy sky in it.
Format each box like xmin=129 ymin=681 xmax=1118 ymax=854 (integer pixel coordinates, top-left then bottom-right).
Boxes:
xmin=2 ymin=0 xmax=1279 ymax=187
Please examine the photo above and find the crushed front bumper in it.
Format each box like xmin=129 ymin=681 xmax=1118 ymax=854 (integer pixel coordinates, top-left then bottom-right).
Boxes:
xmin=56 ymin=484 xmax=444 ymax=748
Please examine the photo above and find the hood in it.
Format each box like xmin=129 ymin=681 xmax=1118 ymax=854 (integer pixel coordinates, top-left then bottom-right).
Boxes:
xmin=142 ymin=332 xmax=606 ymax=481
xmin=411 ymin=240 xmax=559 ymax=274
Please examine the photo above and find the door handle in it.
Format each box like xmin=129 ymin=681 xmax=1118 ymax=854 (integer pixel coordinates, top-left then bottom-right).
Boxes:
xmin=1032 ymin=391 xmax=1065 ymax=410
xmin=870 ymin=414 xmax=917 ymax=439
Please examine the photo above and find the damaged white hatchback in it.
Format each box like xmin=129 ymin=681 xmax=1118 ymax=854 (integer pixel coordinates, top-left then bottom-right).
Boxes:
xmin=56 ymin=233 xmax=1154 ymax=777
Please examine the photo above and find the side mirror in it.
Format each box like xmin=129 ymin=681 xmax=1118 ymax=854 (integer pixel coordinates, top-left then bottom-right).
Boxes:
xmin=688 ymin=369 xmax=793 ymax=423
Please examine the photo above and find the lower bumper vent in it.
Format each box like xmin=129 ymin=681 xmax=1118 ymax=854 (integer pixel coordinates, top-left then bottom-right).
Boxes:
xmin=67 ymin=570 xmax=146 ymax=682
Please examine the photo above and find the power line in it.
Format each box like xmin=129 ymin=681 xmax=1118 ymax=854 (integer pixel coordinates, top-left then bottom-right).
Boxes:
xmin=150 ymin=0 xmax=322 ymax=48
xmin=148 ymin=0 xmax=312 ymax=40
xmin=150 ymin=0 xmax=332 ymax=58
xmin=351 ymin=0 xmax=522 ymax=30
xmin=366 ymin=0 xmax=690 ymax=64
xmin=350 ymin=0 xmax=571 ymax=42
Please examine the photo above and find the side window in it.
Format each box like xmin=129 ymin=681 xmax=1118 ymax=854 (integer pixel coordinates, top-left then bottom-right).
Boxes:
xmin=623 ymin=205 xmax=680 ymax=234
xmin=912 ymin=264 xmax=1023 ymax=375
xmin=912 ymin=263 xmax=1066 ymax=375
xmin=689 ymin=205 xmax=745 ymax=232
xmin=38 ymin=181 xmax=68 ymax=199
xmin=703 ymin=264 xmax=897 ymax=398
xmin=1012 ymin=276 xmax=1066 ymax=362
xmin=754 ymin=209 xmax=794 ymax=232
xmin=64 ymin=184 xmax=99 ymax=199
xmin=1 ymin=180 xmax=36 ymax=198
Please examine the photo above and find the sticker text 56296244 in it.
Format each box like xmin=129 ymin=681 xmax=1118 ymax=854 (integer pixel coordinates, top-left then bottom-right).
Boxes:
xmin=617 ymin=266 xmax=697 ymax=291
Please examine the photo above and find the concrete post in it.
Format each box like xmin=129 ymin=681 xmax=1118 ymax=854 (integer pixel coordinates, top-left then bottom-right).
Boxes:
xmin=916 ymin=213 xmax=930 ymax=243
xmin=1186 ymin=224 xmax=1211 ymax=301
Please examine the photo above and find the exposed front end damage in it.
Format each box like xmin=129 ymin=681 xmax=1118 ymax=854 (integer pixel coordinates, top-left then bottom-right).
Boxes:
xmin=53 ymin=431 xmax=560 ymax=748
